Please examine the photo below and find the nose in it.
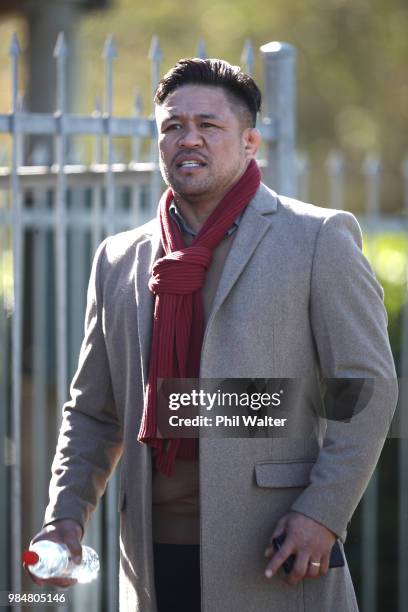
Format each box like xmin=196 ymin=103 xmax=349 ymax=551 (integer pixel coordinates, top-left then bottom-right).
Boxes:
xmin=178 ymin=124 xmax=203 ymax=148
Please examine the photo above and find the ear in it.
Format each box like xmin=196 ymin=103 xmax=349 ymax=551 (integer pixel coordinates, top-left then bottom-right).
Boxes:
xmin=243 ymin=128 xmax=261 ymax=159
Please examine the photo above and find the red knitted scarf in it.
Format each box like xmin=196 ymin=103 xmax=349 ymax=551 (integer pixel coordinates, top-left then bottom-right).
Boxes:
xmin=137 ymin=159 xmax=261 ymax=476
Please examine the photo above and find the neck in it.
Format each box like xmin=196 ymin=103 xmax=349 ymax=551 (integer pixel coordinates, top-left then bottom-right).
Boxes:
xmin=172 ymin=194 xmax=220 ymax=233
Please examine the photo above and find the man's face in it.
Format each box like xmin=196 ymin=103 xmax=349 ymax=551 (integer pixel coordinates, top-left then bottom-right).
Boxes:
xmin=155 ymin=84 xmax=259 ymax=202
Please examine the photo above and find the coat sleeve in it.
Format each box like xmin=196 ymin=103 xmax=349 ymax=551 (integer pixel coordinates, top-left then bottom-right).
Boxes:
xmin=43 ymin=237 xmax=123 ymax=533
xmin=290 ymin=211 xmax=398 ymax=542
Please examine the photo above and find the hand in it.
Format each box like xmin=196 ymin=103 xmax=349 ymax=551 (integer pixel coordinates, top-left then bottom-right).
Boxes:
xmin=264 ymin=511 xmax=336 ymax=585
xmin=24 ymin=519 xmax=84 ymax=588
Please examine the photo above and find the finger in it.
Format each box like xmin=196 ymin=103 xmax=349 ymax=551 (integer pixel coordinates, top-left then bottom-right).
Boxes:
xmin=264 ymin=516 xmax=289 ymax=557
xmin=264 ymin=532 xmax=285 ymax=558
xmin=264 ymin=537 xmax=284 ymax=559
xmin=286 ymin=552 xmax=309 ymax=585
xmin=306 ymin=558 xmax=321 ymax=579
xmin=319 ymin=552 xmax=330 ymax=576
xmin=24 ymin=566 xmax=45 ymax=587
xmin=265 ymin=541 xmax=294 ymax=578
xmin=269 ymin=516 xmax=289 ymax=543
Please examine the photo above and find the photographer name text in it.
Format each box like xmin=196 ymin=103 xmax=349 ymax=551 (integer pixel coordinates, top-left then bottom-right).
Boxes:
xmin=168 ymin=415 xmax=287 ymax=427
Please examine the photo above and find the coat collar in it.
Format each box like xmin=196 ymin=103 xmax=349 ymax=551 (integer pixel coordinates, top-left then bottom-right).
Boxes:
xmin=135 ymin=183 xmax=278 ymax=382
xmin=248 ymin=182 xmax=279 ymax=215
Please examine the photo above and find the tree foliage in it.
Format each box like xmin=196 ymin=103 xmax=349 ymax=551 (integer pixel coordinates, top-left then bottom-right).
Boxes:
xmin=77 ymin=0 xmax=408 ymax=163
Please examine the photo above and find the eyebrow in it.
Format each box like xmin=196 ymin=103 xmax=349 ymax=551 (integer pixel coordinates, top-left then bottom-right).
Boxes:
xmin=163 ymin=113 xmax=220 ymax=123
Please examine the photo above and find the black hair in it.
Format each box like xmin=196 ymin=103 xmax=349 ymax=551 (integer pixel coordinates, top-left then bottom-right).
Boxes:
xmin=154 ymin=58 xmax=262 ymax=128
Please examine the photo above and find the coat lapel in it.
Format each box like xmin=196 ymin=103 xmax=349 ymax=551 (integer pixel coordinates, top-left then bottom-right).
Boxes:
xmin=203 ymin=184 xmax=278 ymax=341
xmin=135 ymin=228 xmax=162 ymax=387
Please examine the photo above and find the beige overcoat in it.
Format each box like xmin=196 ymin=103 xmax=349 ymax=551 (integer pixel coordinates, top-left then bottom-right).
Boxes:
xmin=44 ymin=183 xmax=398 ymax=611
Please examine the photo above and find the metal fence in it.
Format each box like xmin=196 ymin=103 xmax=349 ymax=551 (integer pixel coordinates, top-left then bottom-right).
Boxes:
xmin=0 ymin=33 xmax=407 ymax=612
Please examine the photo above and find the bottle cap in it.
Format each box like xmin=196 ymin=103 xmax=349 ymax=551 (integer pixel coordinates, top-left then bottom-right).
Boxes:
xmin=22 ymin=550 xmax=39 ymax=565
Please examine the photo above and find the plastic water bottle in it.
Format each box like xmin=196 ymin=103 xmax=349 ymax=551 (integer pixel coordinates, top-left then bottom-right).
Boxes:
xmin=22 ymin=540 xmax=99 ymax=583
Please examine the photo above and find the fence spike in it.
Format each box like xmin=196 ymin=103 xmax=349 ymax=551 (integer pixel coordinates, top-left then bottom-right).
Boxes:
xmin=102 ymin=34 xmax=118 ymax=60
xmin=53 ymin=32 xmax=68 ymax=59
xmin=149 ymin=36 xmax=163 ymax=106
xmin=10 ymin=34 xmax=21 ymax=111
xmin=103 ymin=36 xmax=117 ymax=116
xmin=9 ymin=33 xmax=21 ymax=57
xmin=196 ymin=39 xmax=208 ymax=59
xmin=148 ymin=35 xmax=163 ymax=62
xmin=241 ymin=39 xmax=255 ymax=75
xmin=54 ymin=33 xmax=67 ymax=113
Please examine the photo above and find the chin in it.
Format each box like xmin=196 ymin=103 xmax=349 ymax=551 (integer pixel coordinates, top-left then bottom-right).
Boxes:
xmin=178 ymin=189 xmax=210 ymax=200
xmin=171 ymin=178 xmax=213 ymax=197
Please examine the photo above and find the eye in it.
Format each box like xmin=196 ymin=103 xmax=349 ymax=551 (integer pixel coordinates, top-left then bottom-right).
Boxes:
xmin=200 ymin=122 xmax=216 ymax=128
xmin=163 ymin=123 xmax=181 ymax=132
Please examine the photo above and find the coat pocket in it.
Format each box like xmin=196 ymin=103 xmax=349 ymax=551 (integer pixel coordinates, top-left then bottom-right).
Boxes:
xmin=254 ymin=459 xmax=315 ymax=488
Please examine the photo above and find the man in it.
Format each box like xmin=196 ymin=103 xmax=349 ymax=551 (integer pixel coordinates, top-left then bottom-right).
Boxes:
xmin=27 ymin=59 xmax=397 ymax=611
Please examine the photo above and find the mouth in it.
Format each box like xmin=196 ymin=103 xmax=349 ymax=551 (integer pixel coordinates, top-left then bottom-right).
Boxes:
xmin=175 ymin=157 xmax=207 ymax=170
